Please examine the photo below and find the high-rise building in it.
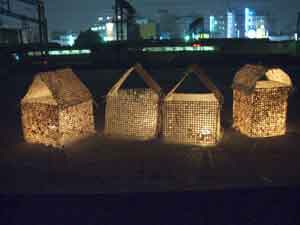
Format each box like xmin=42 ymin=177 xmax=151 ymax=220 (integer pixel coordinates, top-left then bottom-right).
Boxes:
xmin=91 ymin=12 xmax=125 ymax=41
xmin=244 ymin=8 xmax=256 ymax=38
xmin=226 ymin=0 xmax=272 ymax=37
xmin=155 ymin=9 xmax=179 ymax=39
xmin=176 ymin=15 xmax=196 ymax=39
xmin=244 ymin=8 xmax=268 ymax=39
xmin=255 ymin=16 xmax=268 ymax=38
xmin=227 ymin=10 xmax=238 ymax=38
xmin=209 ymin=15 xmax=226 ymax=38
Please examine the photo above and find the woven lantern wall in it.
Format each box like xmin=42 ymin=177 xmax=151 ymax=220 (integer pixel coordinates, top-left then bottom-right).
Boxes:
xmin=233 ymin=64 xmax=293 ymax=137
xmin=104 ymin=63 xmax=162 ymax=140
xmin=162 ymin=65 xmax=224 ymax=147
xmin=21 ymin=68 xmax=95 ymax=148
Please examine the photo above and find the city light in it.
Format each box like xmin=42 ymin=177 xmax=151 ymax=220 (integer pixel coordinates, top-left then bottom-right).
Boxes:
xmin=209 ymin=15 xmax=226 ymax=38
xmin=245 ymin=8 xmax=255 ymax=38
xmin=91 ymin=27 xmax=99 ymax=31
xmin=48 ymin=49 xmax=91 ymax=55
xmin=142 ymin=46 xmax=216 ymax=52
xmin=184 ymin=35 xmax=190 ymax=42
xmin=90 ymin=14 xmax=118 ymax=42
xmin=247 ymin=29 xmax=256 ymax=39
xmin=67 ymin=34 xmax=76 ymax=46
xmin=106 ymin=22 xmax=114 ymax=41
xmin=244 ymin=8 xmax=268 ymax=39
xmin=27 ymin=49 xmax=91 ymax=56
xmin=227 ymin=11 xmax=236 ymax=38
xmin=209 ymin=16 xmax=215 ymax=33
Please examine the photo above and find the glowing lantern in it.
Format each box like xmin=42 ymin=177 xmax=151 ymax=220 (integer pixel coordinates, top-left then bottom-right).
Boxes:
xmin=21 ymin=68 xmax=95 ymax=148
xmin=162 ymin=65 xmax=224 ymax=146
xmin=233 ymin=64 xmax=293 ymax=137
xmin=104 ymin=63 xmax=162 ymax=140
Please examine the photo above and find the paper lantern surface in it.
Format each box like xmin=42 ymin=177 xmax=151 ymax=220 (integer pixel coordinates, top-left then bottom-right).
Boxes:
xmin=162 ymin=65 xmax=223 ymax=147
xmin=21 ymin=68 xmax=95 ymax=148
xmin=104 ymin=64 xmax=162 ymax=140
xmin=233 ymin=65 xmax=292 ymax=138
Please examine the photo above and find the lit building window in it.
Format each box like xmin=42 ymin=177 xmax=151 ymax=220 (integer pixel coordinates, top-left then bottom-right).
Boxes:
xmin=244 ymin=8 xmax=268 ymax=39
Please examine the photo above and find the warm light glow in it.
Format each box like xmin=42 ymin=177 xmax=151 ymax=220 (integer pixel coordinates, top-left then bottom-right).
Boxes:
xmin=162 ymin=66 xmax=223 ymax=147
xmin=200 ymin=128 xmax=212 ymax=136
xmin=104 ymin=65 xmax=161 ymax=140
xmin=163 ymin=94 xmax=222 ymax=146
xmin=233 ymin=66 xmax=292 ymax=138
xmin=105 ymin=89 xmax=160 ymax=140
xmin=21 ymin=69 xmax=95 ymax=148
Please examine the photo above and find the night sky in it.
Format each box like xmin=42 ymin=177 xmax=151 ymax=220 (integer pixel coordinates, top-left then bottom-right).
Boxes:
xmin=31 ymin=0 xmax=300 ymax=33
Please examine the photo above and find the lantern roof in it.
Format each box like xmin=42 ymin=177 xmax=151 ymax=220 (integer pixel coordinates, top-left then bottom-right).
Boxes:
xmin=22 ymin=68 xmax=93 ymax=108
xmin=107 ymin=63 xmax=162 ymax=96
xmin=165 ymin=64 xmax=224 ymax=104
xmin=233 ymin=64 xmax=293 ymax=94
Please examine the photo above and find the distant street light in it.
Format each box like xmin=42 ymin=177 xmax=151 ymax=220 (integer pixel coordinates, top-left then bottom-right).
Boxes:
xmin=184 ymin=35 xmax=190 ymax=42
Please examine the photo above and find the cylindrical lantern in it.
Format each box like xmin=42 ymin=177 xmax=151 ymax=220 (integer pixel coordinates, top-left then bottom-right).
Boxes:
xmin=162 ymin=65 xmax=223 ymax=147
xmin=232 ymin=64 xmax=293 ymax=137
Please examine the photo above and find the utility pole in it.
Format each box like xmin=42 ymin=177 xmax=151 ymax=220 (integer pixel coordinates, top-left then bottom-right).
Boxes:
xmin=114 ymin=0 xmax=119 ymax=41
xmin=114 ymin=0 xmax=136 ymax=41
xmin=120 ymin=5 xmax=124 ymax=40
xmin=114 ymin=0 xmax=124 ymax=41
xmin=297 ymin=12 xmax=300 ymax=40
xmin=37 ymin=0 xmax=47 ymax=44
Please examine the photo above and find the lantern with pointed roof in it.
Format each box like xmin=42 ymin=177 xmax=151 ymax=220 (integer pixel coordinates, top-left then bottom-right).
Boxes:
xmin=232 ymin=64 xmax=293 ymax=137
xmin=21 ymin=68 xmax=95 ymax=148
xmin=162 ymin=65 xmax=224 ymax=146
xmin=104 ymin=63 xmax=162 ymax=140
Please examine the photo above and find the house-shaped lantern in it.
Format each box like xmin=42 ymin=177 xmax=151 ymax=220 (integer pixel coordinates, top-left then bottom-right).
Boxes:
xmin=233 ymin=64 xmax=293 ymax=137
xmin=104 ymin=63 xmax=162 ymax=140
xmin=162 ymin=65 xmax=224 ymax=146
xmin=21 ymin=68 xmax=95 ymax=148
